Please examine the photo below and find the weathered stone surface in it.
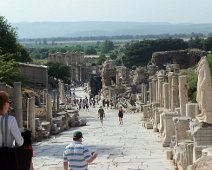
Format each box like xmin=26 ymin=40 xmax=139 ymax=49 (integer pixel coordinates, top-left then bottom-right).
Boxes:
xmin=186 ymin=103 xmax=199 ymax=119
xmin=151 ymin=49 xmax=206 ymax=69
xmin=179 ymin=76 xmax=188 ymax=116
xmin=196 ymin=56 xmax=212 ymax=124
xmin=162 ymin=111 xmax=179 ymax=147
xmin=191 ymin=156 xmax=212 ymax=170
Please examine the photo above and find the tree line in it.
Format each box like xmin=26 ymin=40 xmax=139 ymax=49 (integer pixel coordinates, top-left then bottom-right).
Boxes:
xmin=2 ymin=15 xmax=212 ymax=86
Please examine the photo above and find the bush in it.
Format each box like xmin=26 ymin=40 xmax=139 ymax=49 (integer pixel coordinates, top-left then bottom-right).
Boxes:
xmin=181 ymin=68 xmax=197 ymax=102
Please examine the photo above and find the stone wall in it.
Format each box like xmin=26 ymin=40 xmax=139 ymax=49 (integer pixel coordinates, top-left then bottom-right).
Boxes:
xmin=18 ymin=63 xmax=48 ymax=88
xmin=151 ymin=49 xmax=206 ymax=69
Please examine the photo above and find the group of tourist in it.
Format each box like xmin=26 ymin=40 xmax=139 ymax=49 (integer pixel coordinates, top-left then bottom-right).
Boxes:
xmin=98 ymin=105 xmax=124 ymax=125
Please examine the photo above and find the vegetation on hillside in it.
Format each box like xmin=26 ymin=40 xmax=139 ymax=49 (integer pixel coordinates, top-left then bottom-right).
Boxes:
xmin=0 ymin=16 xmax=31 ymax=85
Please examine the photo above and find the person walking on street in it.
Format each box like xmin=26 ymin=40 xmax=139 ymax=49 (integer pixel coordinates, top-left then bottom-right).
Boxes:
xmin=118 ymin=106 xmax=124 ymax=125
xmin=98 ymin=106 xmax=105 ymax=126
xmin=63 ymin=131 xmax=97 ymax=170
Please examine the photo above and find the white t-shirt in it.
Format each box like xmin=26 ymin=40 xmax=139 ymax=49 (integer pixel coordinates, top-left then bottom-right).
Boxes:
xmin=0 ymin=115 xmax=24 ymax=147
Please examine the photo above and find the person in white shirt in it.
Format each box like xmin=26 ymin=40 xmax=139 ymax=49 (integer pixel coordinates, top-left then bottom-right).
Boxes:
xmin=0 ymin=91 xmax=23 ymax=147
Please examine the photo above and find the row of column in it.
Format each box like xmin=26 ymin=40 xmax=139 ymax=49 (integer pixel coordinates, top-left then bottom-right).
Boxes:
xmin=149 ymin=74 xmax=189 ymax=116
xmin=0 ymin=82 xmax=55 ymax=138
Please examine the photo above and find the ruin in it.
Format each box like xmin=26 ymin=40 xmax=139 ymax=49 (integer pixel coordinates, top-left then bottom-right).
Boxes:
xmin=18 ymin=63 xmax=48 ymax=88
xmin=48 ymin=52 xmax=87 ymax=83
xmin=1 ymin=47 xmax=212 ymax=169
xmin=90 ymin=51 xmax=212 ymax=170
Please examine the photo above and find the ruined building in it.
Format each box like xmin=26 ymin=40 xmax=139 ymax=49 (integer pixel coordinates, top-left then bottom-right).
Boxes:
xmin=18 ymin=63 xmax=48 ymax=88
xmin=151 ymin=49 xmax=207 ymax=69
xmin=48 ymin=52 xmax=87 ymax=83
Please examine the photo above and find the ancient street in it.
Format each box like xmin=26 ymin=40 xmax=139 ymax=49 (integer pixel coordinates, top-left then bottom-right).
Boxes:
xmin=32 ymin=88 xmax=174 ymax=170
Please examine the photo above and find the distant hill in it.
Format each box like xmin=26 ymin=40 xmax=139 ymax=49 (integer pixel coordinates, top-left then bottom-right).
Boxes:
xmin=12 ymin=21 xmax=212 ymax=39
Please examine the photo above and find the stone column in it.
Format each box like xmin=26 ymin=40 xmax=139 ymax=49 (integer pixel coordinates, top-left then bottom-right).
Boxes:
xmin=52 ymin=90 xmax=57 ymax=113
xmin=43 ymin=89 xmax=48 ymax=104
xmin=57 ymin=94 xmax=60 ymax=111
xmin=79 ymin=66 xmax=82 ymax=82
xmin=142 ymin=84 xmax=147 ymax=104
xmin=186 ymin=103 xmax=199 ymax=119
xmin=158 ymin=77 xmax=164 ymax=106
xmin=58 ymin=80 xmax=65 ymax=103
xmin=0 ymin=82 xmax=6 ymax=91
xmin=171 ymin=75 xmax=179 ymax=112
xmin=149 ymin=82 xmax=152 ymax=103
xmin=27 ymin=97 xmax=35 ymax=138
xmin=46 ymin=94 xmax=52 ymax=122
xmin=163 ymin=83 xmax=169 ymax=109
xmin=168 ymin=72 xmax=173 ymax=109
xmin=152 ymin=78 xmax=157 ymax=102
xmin=156 ymin=77 xmax=159 ymax=102
xmin=179 ymin=76 xmax=188 ymax=116
xmin=13 ymin=82 xmax=23 ymax=129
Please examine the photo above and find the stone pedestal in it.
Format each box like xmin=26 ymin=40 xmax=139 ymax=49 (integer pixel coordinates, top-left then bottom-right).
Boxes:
xmin=27 ymin=97 xmax=35 ymax=138
xmin=186 ymin=103 xmax=199 ymax=119
xmin=173 ymin=117 xmax=191 ymax=144
xmin=153 ymin=107 xmax=166 ymax=132
xmin=192 ymin=126 xmax=212 ymax=161
xmin=179 ymin=76 xmax=188 ymax=116
xmin=13 ymin=82 xmax=23 ymax=129
xmin=162 ymin=111 xmax=179 ymax=147
xmin=142 ymin=105 xmax=149 ymax=120
xmin=174 ymin=142 xmax=194 ymax=170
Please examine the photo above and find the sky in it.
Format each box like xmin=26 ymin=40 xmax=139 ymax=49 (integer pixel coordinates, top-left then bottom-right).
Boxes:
xmin=0 ymin=0 xmax=212 ymax=24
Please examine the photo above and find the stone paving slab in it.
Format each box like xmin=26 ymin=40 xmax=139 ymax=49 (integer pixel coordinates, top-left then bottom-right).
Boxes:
xmin=32 ymin=88 xmax=175 ymax=170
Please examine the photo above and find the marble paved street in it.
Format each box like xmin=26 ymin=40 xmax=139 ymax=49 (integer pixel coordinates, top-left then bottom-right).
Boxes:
xmin=33 ymin=88 xmax=175 ymax=170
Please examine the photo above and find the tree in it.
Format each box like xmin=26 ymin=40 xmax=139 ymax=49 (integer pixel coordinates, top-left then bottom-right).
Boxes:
xmin=203 ymin=37 xmax=212 ymax=51
xmin=0 ymin=16 xmax=31 ymax=62
xmin=85 ymin=46 xmax=97 ymax=55
xmin=101 ymin=40 xmax=114 ymax=54
xmin=97 ymin=54 xmax=107 ymax=65
xmin=0 ymin=16 xmax=32 ymax=85
xmin=188 ymin=37 xmax=203 ymax=49
xmin=47 ymin=62 xmax=70 ymax=83
xmin=0 ymin=59 xmax=20 ymax=85
xmin=122 ymin=38 xmax=188 ymax=68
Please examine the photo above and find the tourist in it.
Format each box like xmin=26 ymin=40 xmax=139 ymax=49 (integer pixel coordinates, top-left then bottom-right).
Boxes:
xmin=98 ymin=106 xmax=105 ymax=126
xmin=63 ymin=131 xmax=97 ymax=170
xmin=106 ymin=99 xmax=110 ymax=109
xmin=118 ymin=106 xmax=124 ymax=125
xmin=0 ymin=91 xmax=24 ymax=147
xmin=102 ymin=99 xmax=105 ymax=107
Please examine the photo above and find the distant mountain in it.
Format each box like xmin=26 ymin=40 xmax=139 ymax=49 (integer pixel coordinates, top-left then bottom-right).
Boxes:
xmin=12 ymin=21 xmax=212 ymax=39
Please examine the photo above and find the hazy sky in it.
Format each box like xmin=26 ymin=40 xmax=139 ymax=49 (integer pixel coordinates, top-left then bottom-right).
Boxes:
xmin=0 ymin=0 xmax=211 ymax=23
